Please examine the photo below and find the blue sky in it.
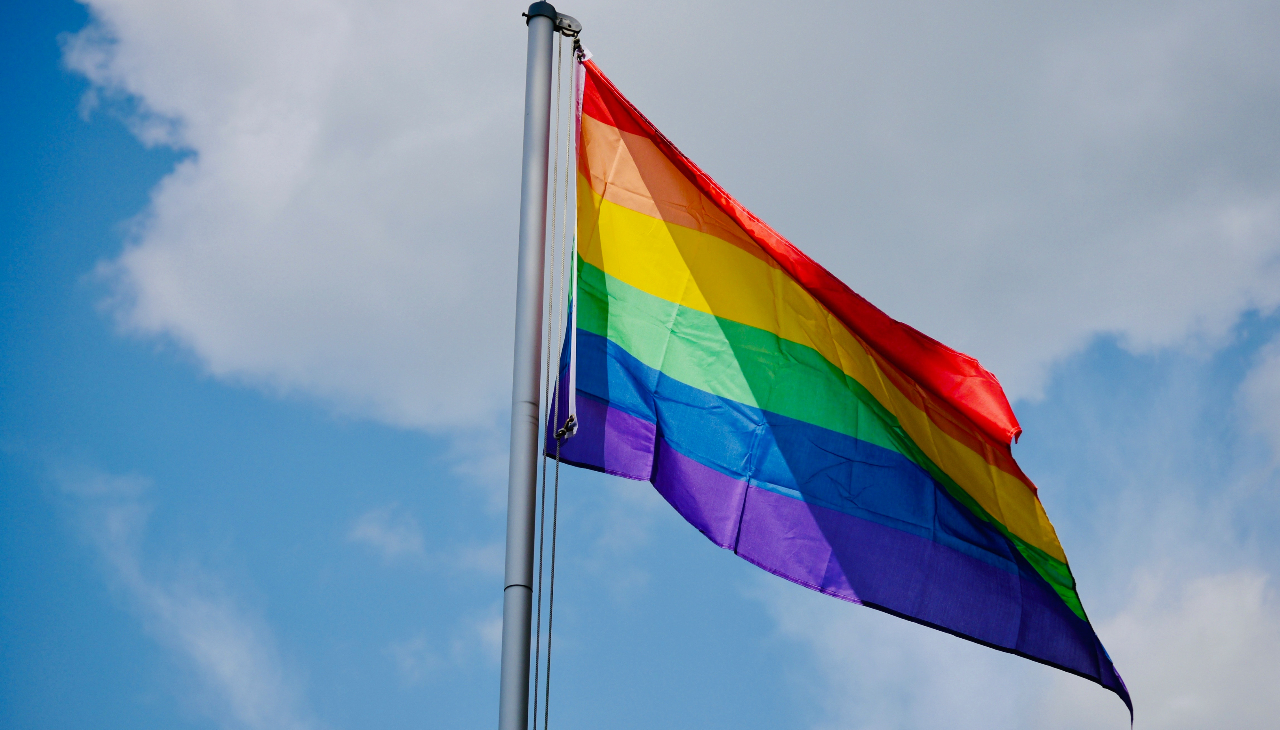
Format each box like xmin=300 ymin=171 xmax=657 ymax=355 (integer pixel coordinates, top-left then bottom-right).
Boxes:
xmin=4 ymin=2 xmax=1280 ymax=729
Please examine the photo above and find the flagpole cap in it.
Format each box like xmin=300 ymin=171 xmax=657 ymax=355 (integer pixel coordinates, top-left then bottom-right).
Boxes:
xmin=523 ymin=2 xmax=582 ymax=36
xmin=524 ymin=2 xmax=558 ymax=24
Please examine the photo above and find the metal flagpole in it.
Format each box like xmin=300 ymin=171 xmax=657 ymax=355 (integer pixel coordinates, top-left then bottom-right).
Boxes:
xmin=499 ymin=3 xmax=571 ymax=729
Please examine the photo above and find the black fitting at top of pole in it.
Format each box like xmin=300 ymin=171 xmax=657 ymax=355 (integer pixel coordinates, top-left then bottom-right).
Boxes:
xmin=524 ymin=2 xmax=557 ymax=23
xmin=524 ymin=2 xmax=582 ymax=37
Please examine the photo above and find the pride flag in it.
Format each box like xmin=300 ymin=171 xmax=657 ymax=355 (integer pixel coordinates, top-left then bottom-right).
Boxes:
xmin=551 ymin=57 xmax=1129 ymax=713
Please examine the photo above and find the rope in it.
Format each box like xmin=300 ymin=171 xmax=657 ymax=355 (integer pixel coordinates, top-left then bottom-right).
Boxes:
xmin=534 ymin=33 xmax=579 ymax=730
xmin=558 ymin=37 xmax=577 ymax=438
xmin=543 ymin=432 xmax=564 ymax=730
xmin=564 ymin=39 xmax=584 ymax=435
xmin=551 ymin=32 xmax=572 ymax=440
xmin=530 ymin=33 xmax=565 ymax=730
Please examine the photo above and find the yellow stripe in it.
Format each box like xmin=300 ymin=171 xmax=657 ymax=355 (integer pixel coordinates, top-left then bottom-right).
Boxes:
xmin=579 ymin=176 xmax=1066 ymax=561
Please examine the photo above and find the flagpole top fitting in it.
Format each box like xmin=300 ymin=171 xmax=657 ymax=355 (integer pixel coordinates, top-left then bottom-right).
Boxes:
xmin=523 ymin=2 xmax=581 ymax=37
xmin=554 ymin=13 xmax=582 ymax=37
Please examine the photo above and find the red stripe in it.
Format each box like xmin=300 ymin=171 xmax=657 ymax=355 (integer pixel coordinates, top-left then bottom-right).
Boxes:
xmin=861 ymin=332 xmax=1037 ymax=493
xmin=580 ymin=59 xmax=1024 ymax=447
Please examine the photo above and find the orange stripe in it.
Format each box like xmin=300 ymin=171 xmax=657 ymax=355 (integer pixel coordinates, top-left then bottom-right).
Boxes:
xmin=580 ymin=110 xmax=1036 ymax=494
xmin=581 ymin=113 xmax=768 ymax=263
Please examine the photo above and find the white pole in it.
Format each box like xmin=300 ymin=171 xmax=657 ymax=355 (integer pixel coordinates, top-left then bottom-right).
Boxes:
xmin=499 ymin=4 xmax=557 ymax=730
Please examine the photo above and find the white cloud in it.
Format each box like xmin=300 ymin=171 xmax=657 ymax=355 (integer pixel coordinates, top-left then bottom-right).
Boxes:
xmin=65 ymin=0 xmax=527 ymax=430
xmin=757 ymin=577 xmax=1033 ymax=730
xmin=1240 ymin=336 xmax=1280 ymax=458
xmin=757 ymin=566 xmax=1280 ymax=730
xmin=383 ymin=612 xmax=505 ymax=682
xmin=348 ymin=504 xmax=426 ymax=562
xmin=384 ymin=632 xmax=441 ymax=686
xmin=454 ymin=542 xmax=505 ymax=576
xmin=684 ymin=0 xmax=1280 ymax=400
xmin=64 ymin=0 xmax=1280 ymax=431
xmin=574 ymin=475 xmax=668 ymax=601
xmin=443 ymin=418 xmax=516 ymax=512
xmin=347 ymin=503 xmax=503 ymax=576
xmin=752 ymin=337 xmax=1280 ymax=730
xmin=386 ymin=605 xmax=502 ymax=684
xmin=470 ymin=607 xmax=504 ymax=665
xmin=1040 ymin=569 xmax=1280 ymax=730
xmin=57 ymin=468 xmax=317 ymax=730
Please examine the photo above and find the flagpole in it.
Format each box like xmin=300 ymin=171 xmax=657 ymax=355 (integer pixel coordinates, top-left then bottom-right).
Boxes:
xmin=499 ymin=3 xmax=558 ymax=730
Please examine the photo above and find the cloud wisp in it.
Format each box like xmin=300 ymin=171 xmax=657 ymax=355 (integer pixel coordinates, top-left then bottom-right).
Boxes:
xmin=57 ymin=468 xmax=318 ymax=730
xmin=1240 ymin=337 xmax=1280 ymax=460
xmin=348 ymin=504 xmax=427 ymax=563
xmin=346 ymin=503 xmax=503 ymax=575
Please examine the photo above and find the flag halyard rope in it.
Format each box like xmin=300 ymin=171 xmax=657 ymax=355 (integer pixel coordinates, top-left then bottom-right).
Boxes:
xmin=532 ymin=30 xmax=577 ymax=730
xmin=541 ymin=30 xmax=579 ymax=730
xmin=530 ymin=32 xmax=564 ymax=730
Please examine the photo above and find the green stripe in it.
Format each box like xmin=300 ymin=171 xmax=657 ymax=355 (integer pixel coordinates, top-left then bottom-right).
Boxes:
xmin=580 ymin=259 xmax=910 ymax=456
xmin=580 ymin=258 xmax=1087 ymax=620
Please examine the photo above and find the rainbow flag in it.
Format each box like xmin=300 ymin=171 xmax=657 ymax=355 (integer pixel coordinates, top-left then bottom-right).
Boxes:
xmin=550 ymin=58 xmax=1130 ymax=713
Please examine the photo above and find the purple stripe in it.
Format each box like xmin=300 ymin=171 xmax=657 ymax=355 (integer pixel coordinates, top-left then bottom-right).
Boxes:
xmin=549 ymin=390 xmax=653 ymax=480
xmin=654 ymin=440 xmax=1128 ymax=703
xmin=652 ymin=439 xmax=749 ymax=550
xmin=549 ymin=392 xmax=1130 ymax=711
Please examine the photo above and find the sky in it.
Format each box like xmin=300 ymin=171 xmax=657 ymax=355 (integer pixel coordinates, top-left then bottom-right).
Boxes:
xmin=3 ymin=1 xmax=1280 ymax=729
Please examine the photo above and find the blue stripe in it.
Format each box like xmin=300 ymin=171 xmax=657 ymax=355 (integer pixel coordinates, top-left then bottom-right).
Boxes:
xmin=574 ymin=328 xmax=1035 ymax=583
